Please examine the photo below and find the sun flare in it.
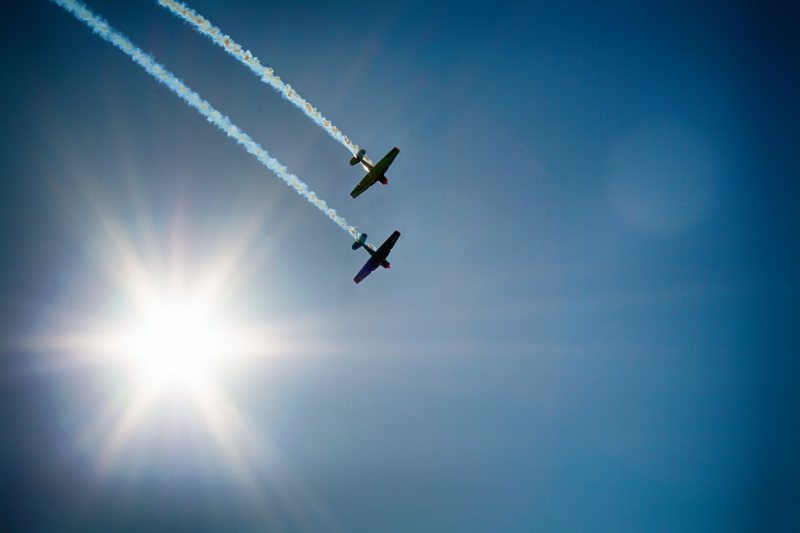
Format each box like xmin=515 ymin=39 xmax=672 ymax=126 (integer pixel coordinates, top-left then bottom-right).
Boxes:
xmin=116 ymin=293 xmax=232 ymax=394
xmin=23 ymin=197 xmax=288 ymax=486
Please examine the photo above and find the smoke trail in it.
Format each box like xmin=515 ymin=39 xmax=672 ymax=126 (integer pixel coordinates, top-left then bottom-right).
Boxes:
xmin=49 ymin=0 xmax=361 ymax=241
xmin=157 ymin=0 xmax=374 ymax=167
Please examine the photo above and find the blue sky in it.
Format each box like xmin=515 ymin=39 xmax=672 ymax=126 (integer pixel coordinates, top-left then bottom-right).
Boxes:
xmin=1 ymin=0 xmax=798 ymax=531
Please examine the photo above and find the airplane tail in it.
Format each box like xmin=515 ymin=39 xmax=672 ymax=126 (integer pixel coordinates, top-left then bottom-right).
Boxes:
xmin=351 ymin=233 xmax=367 ymax=250
xmin=349 ymin=148 xmax=366 ymax=166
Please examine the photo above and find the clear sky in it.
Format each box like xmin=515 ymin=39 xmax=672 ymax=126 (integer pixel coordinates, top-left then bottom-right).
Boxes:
xmin=1 ymin=0 xmax=798 ymax=531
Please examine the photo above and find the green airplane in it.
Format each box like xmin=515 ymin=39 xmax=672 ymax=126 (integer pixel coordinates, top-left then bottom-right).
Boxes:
xmin=349 ymin=147 xmax=400 ymax=198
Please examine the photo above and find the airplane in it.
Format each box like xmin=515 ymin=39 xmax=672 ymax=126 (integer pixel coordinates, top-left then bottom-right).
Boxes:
xmin=349 ymin=147 xmax=400 ymax=198
xmin=351 ymin=230 xmax=401 ymax=284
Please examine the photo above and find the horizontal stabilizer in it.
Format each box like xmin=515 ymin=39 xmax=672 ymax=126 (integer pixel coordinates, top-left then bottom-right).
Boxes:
xmin=351 ymin=233 xmax=367 ymax=250
xmin=349 ymin=148 xmax=366 ymax=166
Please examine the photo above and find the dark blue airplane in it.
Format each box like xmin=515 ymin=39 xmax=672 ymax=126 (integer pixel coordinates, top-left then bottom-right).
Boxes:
xmin=351 ymin=231 xmax=401 ymax=284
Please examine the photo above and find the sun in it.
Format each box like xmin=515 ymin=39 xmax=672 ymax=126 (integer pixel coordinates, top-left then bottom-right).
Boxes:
xmin=117 ymin=292 xmax=232 ymax=395
xmin=25 ymin=193 xmax=291 ymax=487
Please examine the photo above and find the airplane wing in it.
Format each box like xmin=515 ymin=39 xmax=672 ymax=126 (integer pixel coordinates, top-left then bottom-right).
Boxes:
xmin=372 ymin=147 xmax=400 ymax=176
xmin=375 ymin=230 xmax=401 ymax=256
xmin=350 ymin=173 xmax=375 ymax=199
xmin=354 ymin=257 xmax=379 ymax=284
xmin=386 ymin=230 xmax=401 ymax=249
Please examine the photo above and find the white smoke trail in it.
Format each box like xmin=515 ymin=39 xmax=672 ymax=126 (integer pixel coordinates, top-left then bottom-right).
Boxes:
xmin=49 ymin=0 xmax=362 ymax=241
xmin=157 ymin=0 xmax=374 ymax=167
